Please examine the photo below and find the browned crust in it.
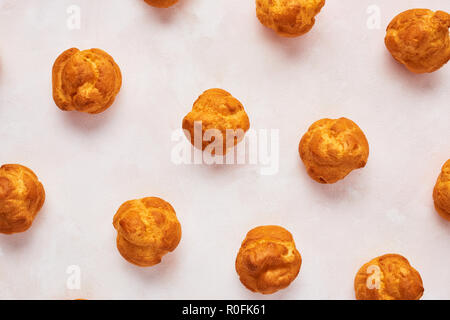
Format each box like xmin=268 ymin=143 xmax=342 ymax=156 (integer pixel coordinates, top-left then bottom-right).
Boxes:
xmin=256 ymin=0 xmax=325 ymax=37
xmin=385 ymin=9 xmax=450 ymax=73
xmin=52 ymin=48 xmax=122 ymax=114
xmin=0 ymin=164 xmax=45 ymax=234
xmin=433 ymin=159 xmax=450 ymax=221
xmin=144 ymin=0 xmax=179 ymax=8
xmin=235 ymin=225 xmax=302 ymax=294
xmin=299 ymin=117 xmax=369 ymax=184
xmin=182 ymin=89 xmax=250 ymax=155
xmin=113 ymin=197 xmax=182 ymax=267
xmin=354 ymin=254 xmax=424 ymax=300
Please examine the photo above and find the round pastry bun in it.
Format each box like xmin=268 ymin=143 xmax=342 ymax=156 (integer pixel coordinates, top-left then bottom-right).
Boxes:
xmin=144 ymin=0 xmax=178 ymax=8
xmin=113 ymin=197 xmax=181 ymax=267
xmin=385 ymin=9 xmax=450 ymax=73
xmin=0 ymin=164 xmax=45 ymax=234
xmin=182 ymin=89 xmax=250 ymax=155
xmin=52 ymin=48 xmax=122 ymax=114
xmin=235 ymin=225 xmax=302 ymax=294
xmin=299 ymin=117 xmax=369 ymax=184
xmin=433 ymin=159 xmax=450 ymax=221
xmin=256 ymin=0 xmax=325 ymax=37
xmin=354 ymin=254 xmax=424 ymax=300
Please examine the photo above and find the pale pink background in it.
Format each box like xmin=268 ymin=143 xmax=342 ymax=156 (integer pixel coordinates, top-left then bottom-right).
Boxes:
xmin=0 ymin=0 xmax=449 ymax=299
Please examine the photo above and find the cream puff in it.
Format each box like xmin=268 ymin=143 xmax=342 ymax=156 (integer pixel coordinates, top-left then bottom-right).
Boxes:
xmin=385 ymin=9 xmax=450 ymax=73
xmin=182 ymin=89 xmax=250 ymax=155
xmin=354 ymin=254 xmax=424 ymax=300
xmin=144 ymin=0 xmax=178 ymax=8
xmin=0 ymin=164 xmax=45 ymax=234
xmin=433 ymin=159 xmax=450 ymax=221
xmin=113 ymin=197 xmax=181 ymax=267
xmin=299 ymin=117 xmax=369 ymax=184
xmin=235 ymin=225 xmax=302 ymax=294
xmin=256 ymin=0 xmax=325 ymax=37
xmin=52 ymin=48 xmax=122 ymax=114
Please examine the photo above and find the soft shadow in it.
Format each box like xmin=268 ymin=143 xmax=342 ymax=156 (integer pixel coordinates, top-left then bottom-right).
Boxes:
xmin=383 ymin=52 xmax=443 ymax=90
xmin=298 ymin=160 xmax=367 ymax=202
xmin=203 ymin=154 xmax=252 ymax=173
xmin=144 ymin=0 xmax=191 ymax=23
xmin=0 ymin=206 xmax=47 ymax=249
xmin=431 ymin=206 xmax=450 ymax=229
xmin=184 ymin=144 xmax=253 ymax=174
xmin=258 ymin=23 xmax=318 ymax=58
xmin=236 ymin=278 xmax=297 ymax=300
xmin=58 ymin=101 xmax=119 ymax=132
xmin=118 ymin=249 xmax=180 ymax=282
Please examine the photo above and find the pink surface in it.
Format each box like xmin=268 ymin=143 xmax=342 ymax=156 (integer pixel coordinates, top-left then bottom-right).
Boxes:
xmin=0 ymin=0 xmax=449 ymax=299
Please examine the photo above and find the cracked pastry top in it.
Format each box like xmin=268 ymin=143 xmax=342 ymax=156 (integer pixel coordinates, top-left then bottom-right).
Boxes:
xmin=235 ymin=225 xmax=302 ymax=294
xmin=144 ymin=0 xmax=178 ymax=8
xmin=113 ymin=197 xmax=182 ymax=267
xmin=385 ymin=9 xmax=450 ymax=73
xmin=52 ymin=48 xmax=122 ymax=114
xmin=256 ymin=0 xmax=325 ymax=37
xmin=182 ymin=89 xmax=250 ymax=155
xmin=0 ymin=164 xmax=45 ymax=234
xmin=354 ymin=254 xmax=424 ymax=300
xmin=433 ymin=159 xmax=450 ymax=221
xmin=299 ymin=117 xmax=369 ymax=184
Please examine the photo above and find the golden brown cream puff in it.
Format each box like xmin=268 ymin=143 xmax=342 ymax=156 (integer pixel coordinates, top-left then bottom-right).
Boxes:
xmin=52 ymin=48 xmax=122 ymax=114
xmin=144 ymin=0 xmax=178 ymax=8
xmin=385 ymin=9 xmax=450 ymax=73
xmin=235 ymin=226 xmax=302 ymax=294
xmin=256 ymin=0 xmax=325 ymax=37
xmin=354 ymin=254 xmax=424 ymax=300
xmin=0 ymin=164 xmax=45 ymax=234
xmin=433 ymin=159 xmax=450 ymax=221
xmin=299 ymin=117 xmax=369 ymax=184
xmin=113 ymin=197 xmax=181 ymax=267
xmin=182 ymin=89 xmax=250 ymax=155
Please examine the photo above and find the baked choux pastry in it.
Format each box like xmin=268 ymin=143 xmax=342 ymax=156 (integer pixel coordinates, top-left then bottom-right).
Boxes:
xmin=52 ymin=48 xmax=122 ymax=114
xmin=113 ymin=197 xmax=181 ymax=267
xmin=256 ymin=0 xmax=325 ymax=37
xmin=433 ymin=159 xmax=450 ymax=221
xmin=182 ymin=89 xmax=250 ymax=155
xmin=235 ymin=226 xmax=302 ymax=294
xmin=299 ymin=117 xmax=369 ymax=184
xmin=0 ymin=164 xmax=45 ymax=234
xmin=385 ymin=9 xmax=450 ymax=73
xmin=354 ymin=254 xmax=424 ymax=300
xmin=144 ymin=0 xmax=178 ymax=8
